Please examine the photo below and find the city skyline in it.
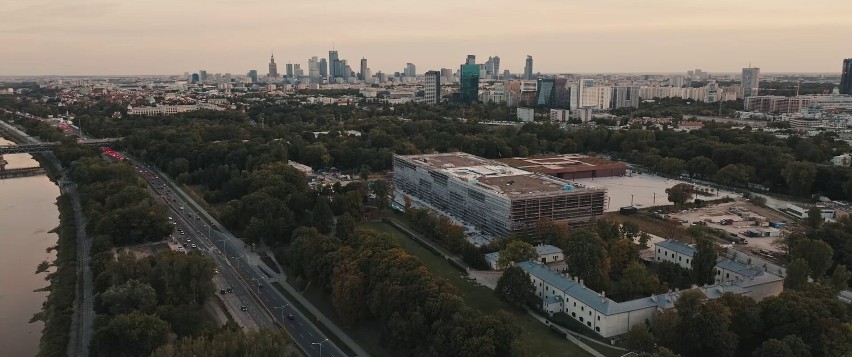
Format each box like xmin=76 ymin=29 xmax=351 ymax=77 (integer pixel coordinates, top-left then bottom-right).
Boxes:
xmin=2 ymin=0 xmax=851 ymax=75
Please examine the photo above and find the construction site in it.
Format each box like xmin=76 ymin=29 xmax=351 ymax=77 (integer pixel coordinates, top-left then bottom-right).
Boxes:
xmin=393 ymin=152 xmax=607 ymax=237
xmin=668 ymin=199 xmax=793 ymax=258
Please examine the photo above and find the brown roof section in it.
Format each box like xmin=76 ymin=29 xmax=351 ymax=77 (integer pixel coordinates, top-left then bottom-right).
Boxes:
xmin=498 ymin=154 xmax=627 ymax=176
xmin=477 ymin=174 xmax=571 ymax=196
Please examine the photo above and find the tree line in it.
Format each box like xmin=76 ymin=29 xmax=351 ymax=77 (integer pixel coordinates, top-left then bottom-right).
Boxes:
xmin=279 ymin=227 xmax=522 ymax=356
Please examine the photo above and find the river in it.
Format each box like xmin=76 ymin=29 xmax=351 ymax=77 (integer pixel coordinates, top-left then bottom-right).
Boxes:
xmin=0 ymin=137 xmax=60 ymax=356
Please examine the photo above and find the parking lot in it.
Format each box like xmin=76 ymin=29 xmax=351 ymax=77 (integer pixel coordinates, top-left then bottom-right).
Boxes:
xmin=574 ymin=172 xmax=738 ymax=212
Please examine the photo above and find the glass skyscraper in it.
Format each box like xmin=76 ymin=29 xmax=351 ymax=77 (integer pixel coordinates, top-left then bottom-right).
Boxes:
xmin=841 ymin=58 xmax=852 ymax=95
xmin=329 ymin=50 xmax=339 ymax=78
xmin=536 ymin=78 xmax=555 ymax=106
xmin=460 ymin=64 xmax=480 ymax=104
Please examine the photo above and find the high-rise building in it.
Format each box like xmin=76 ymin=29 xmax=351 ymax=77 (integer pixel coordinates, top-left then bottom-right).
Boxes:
xmin=286 ymin=63 xmax=294 ymax=78
xmin=308 ymin=56 xmax=320 ymax=78
xmin=741 ymin=67 xmax=760 ymax=97
xmin=485 ymin=56 xmax=500 ymax=79
xmin=319 ymin=58 xmax=328 ymax=78
xmin=360 ymin=58 xmax=368 ymax=80
xmin=503 ymin=69 xmax=511 ymax=80
xmin=335 ymin=59 xmax=346 ymax=79
xmin=440 ymin=68 xmax=453 ymax=79
xmin=199 ymin=70 xmax=208 ymax=82
xmin=553 ymin=78 xmax=571 ymax=109
xmin=247 ymin=70 xmax=258 ymax=83
xmin=466 ymin=55 xmax=476 ymax=65
xmin=424 ymin=70 xmax=441 ymax=104
xmin=405 ymin=63 xmax=416 ymax=77
xmin=191 ymin=73 xmax=200 ymax=83
xmin=536 ymin=78 xmax=555 ymax=107
xmin=329 ymin=50 xmax=339 ymax=78
xmin=610 ymin=86 xmax=640 ymax=108
xmin=841 ymin=58 xmax=852 ymax=95
xmin=293 ymin=64 xmax=304 ymax=77
xmin=268 ymin=54 xmax=278 ymax=78
xmin=460 ymin=64 xmax=480 ymax=104
xmin=523 ymin=55 xmax=534 ymax=80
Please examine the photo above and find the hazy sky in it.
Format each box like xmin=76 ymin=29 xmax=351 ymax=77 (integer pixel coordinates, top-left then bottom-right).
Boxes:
xmin=2 ymin=0 xmax=850 ymax=75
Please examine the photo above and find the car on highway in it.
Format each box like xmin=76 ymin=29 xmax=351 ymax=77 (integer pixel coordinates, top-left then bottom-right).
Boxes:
xmin=191 ymin=243 xmax=197 ymax=249
xmin=287 ymin=313 xmax=294 ymax=320
xmin=241 ymin=305 xmax=248 ymax=311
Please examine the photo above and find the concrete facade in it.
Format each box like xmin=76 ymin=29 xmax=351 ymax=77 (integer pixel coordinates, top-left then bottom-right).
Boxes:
xmin=393 ymin=153 xmax=606 ymax=237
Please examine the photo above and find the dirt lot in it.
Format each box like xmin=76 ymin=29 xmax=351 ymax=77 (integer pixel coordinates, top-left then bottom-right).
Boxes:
xmin=669 ymin=199 xmax=792 ymax=255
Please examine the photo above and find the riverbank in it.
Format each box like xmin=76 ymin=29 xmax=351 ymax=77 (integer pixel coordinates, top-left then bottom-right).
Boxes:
xmin=35 ymin=194 xmax=78 ymax=357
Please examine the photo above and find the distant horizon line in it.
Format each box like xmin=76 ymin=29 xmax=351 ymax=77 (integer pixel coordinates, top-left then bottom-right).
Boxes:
xmin=0 ymin=71 xmax=842 ymax=78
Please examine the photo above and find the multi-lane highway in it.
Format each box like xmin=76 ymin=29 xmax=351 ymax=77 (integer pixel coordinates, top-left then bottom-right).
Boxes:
xmin=3 ymin=108 xmax=354 ymax=357
xmin=132 ymin=161 xmax=349 ymax=357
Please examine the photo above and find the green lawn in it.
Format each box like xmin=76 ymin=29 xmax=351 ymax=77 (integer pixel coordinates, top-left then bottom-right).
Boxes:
xmin=364 ymin=222 xmax=623 ymax=357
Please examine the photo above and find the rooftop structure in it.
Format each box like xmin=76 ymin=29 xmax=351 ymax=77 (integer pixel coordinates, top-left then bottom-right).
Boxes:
xmin=393 ymin=153 xmax=606 ymax=236
xmin=499 ymin=154 xmax=627 ymax=180
xmin=519 ymin=260 xmax=782 ymax=338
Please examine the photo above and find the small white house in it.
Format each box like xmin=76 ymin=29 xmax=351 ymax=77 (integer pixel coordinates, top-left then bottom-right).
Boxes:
xmin=654 ymin=240 xmax=694 ymax=269
xmin=485 ymin=244 xmax=564 ymax=270
xmin=831 ymin=154 xmax=851 ymax=167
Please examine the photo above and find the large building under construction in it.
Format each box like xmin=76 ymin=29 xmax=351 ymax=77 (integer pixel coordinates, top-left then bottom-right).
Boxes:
xmin=393 ymin=153 xmax=606 ymax=236
xmin=498 ymin=154 xmax=627 ymax=180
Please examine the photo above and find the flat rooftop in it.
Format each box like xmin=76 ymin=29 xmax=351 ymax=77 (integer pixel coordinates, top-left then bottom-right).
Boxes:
xmin=397 ymin=153 xmax=599 ymax=197
xmin=499 ymin=154 xmax=626 ymax=173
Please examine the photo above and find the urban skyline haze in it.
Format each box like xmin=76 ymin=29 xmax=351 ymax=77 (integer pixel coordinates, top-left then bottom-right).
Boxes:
xmin=2 ymin=0 xmax=851 ymax=75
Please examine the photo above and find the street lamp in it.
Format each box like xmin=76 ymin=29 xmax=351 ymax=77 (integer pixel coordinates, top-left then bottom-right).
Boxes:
xmin=230 ymin=256 xmax=242 ymax=269
xmin=312 ymin=338 xmax=329 ymax=357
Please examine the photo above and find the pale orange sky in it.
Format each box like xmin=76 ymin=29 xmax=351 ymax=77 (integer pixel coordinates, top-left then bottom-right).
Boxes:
xmin=1 ymin=0 xmax=850 ymax=75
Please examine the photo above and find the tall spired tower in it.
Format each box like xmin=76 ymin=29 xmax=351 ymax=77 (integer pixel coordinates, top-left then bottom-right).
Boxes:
xmin=268 ymin=53 xmax=279 ymax=78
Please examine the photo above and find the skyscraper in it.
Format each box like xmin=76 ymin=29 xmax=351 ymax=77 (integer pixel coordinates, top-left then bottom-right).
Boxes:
xmin=319 ymin=58 xmax=328 ymax=78
xmin=553 ymin=78 xmax=571 ymax=109
xmin=523 ymin=55 xmax=533 ymax=80
xmin=405 ymin=63 xmax=416 ymax=77
xmin=247 ymin=70 xmax=258 ymax=83
xmin=741 ymin=67 xmax=760 ymax=97
xmin=286 ymin=63 xmax=294 ymax=78
xmin=841 ymin=58 xmax=852 ymax=95
xmin=425 ymin=70 xmax=441 ymax=104
xmin=466 ymin=55 xmax=476 ymax=65
xmin=308 ymin=56 xmax=320 ymax=78
xmin=536 ymin=78 xmax=555 ymax=107
xmin=460 ymin=64 xmax=480 ymax=104
xmin=329 ymin=50 xmax=339 ymax=78
xmin=360 ymin=58 xmax=368 ymax=80
xmin=487 ymin=56 xmax=501 ymax=79
xmin=199 ymin=70 xmax=208 ymax=82
xmin=268 ymin=54 xmax=278 ymax=78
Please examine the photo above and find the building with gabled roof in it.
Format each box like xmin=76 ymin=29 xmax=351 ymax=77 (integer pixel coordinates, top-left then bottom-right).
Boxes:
xmin=518 ymin=257 xmax=783 ymax=338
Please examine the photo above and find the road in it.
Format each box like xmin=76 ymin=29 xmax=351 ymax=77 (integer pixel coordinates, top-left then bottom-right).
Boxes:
xmin=5 ymin=108 xmax=354 ymax=357
xmin=132 ymin=161 xmax=350 ymax=357
xmin=64 ymin=182 xmax=94 ymax=357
